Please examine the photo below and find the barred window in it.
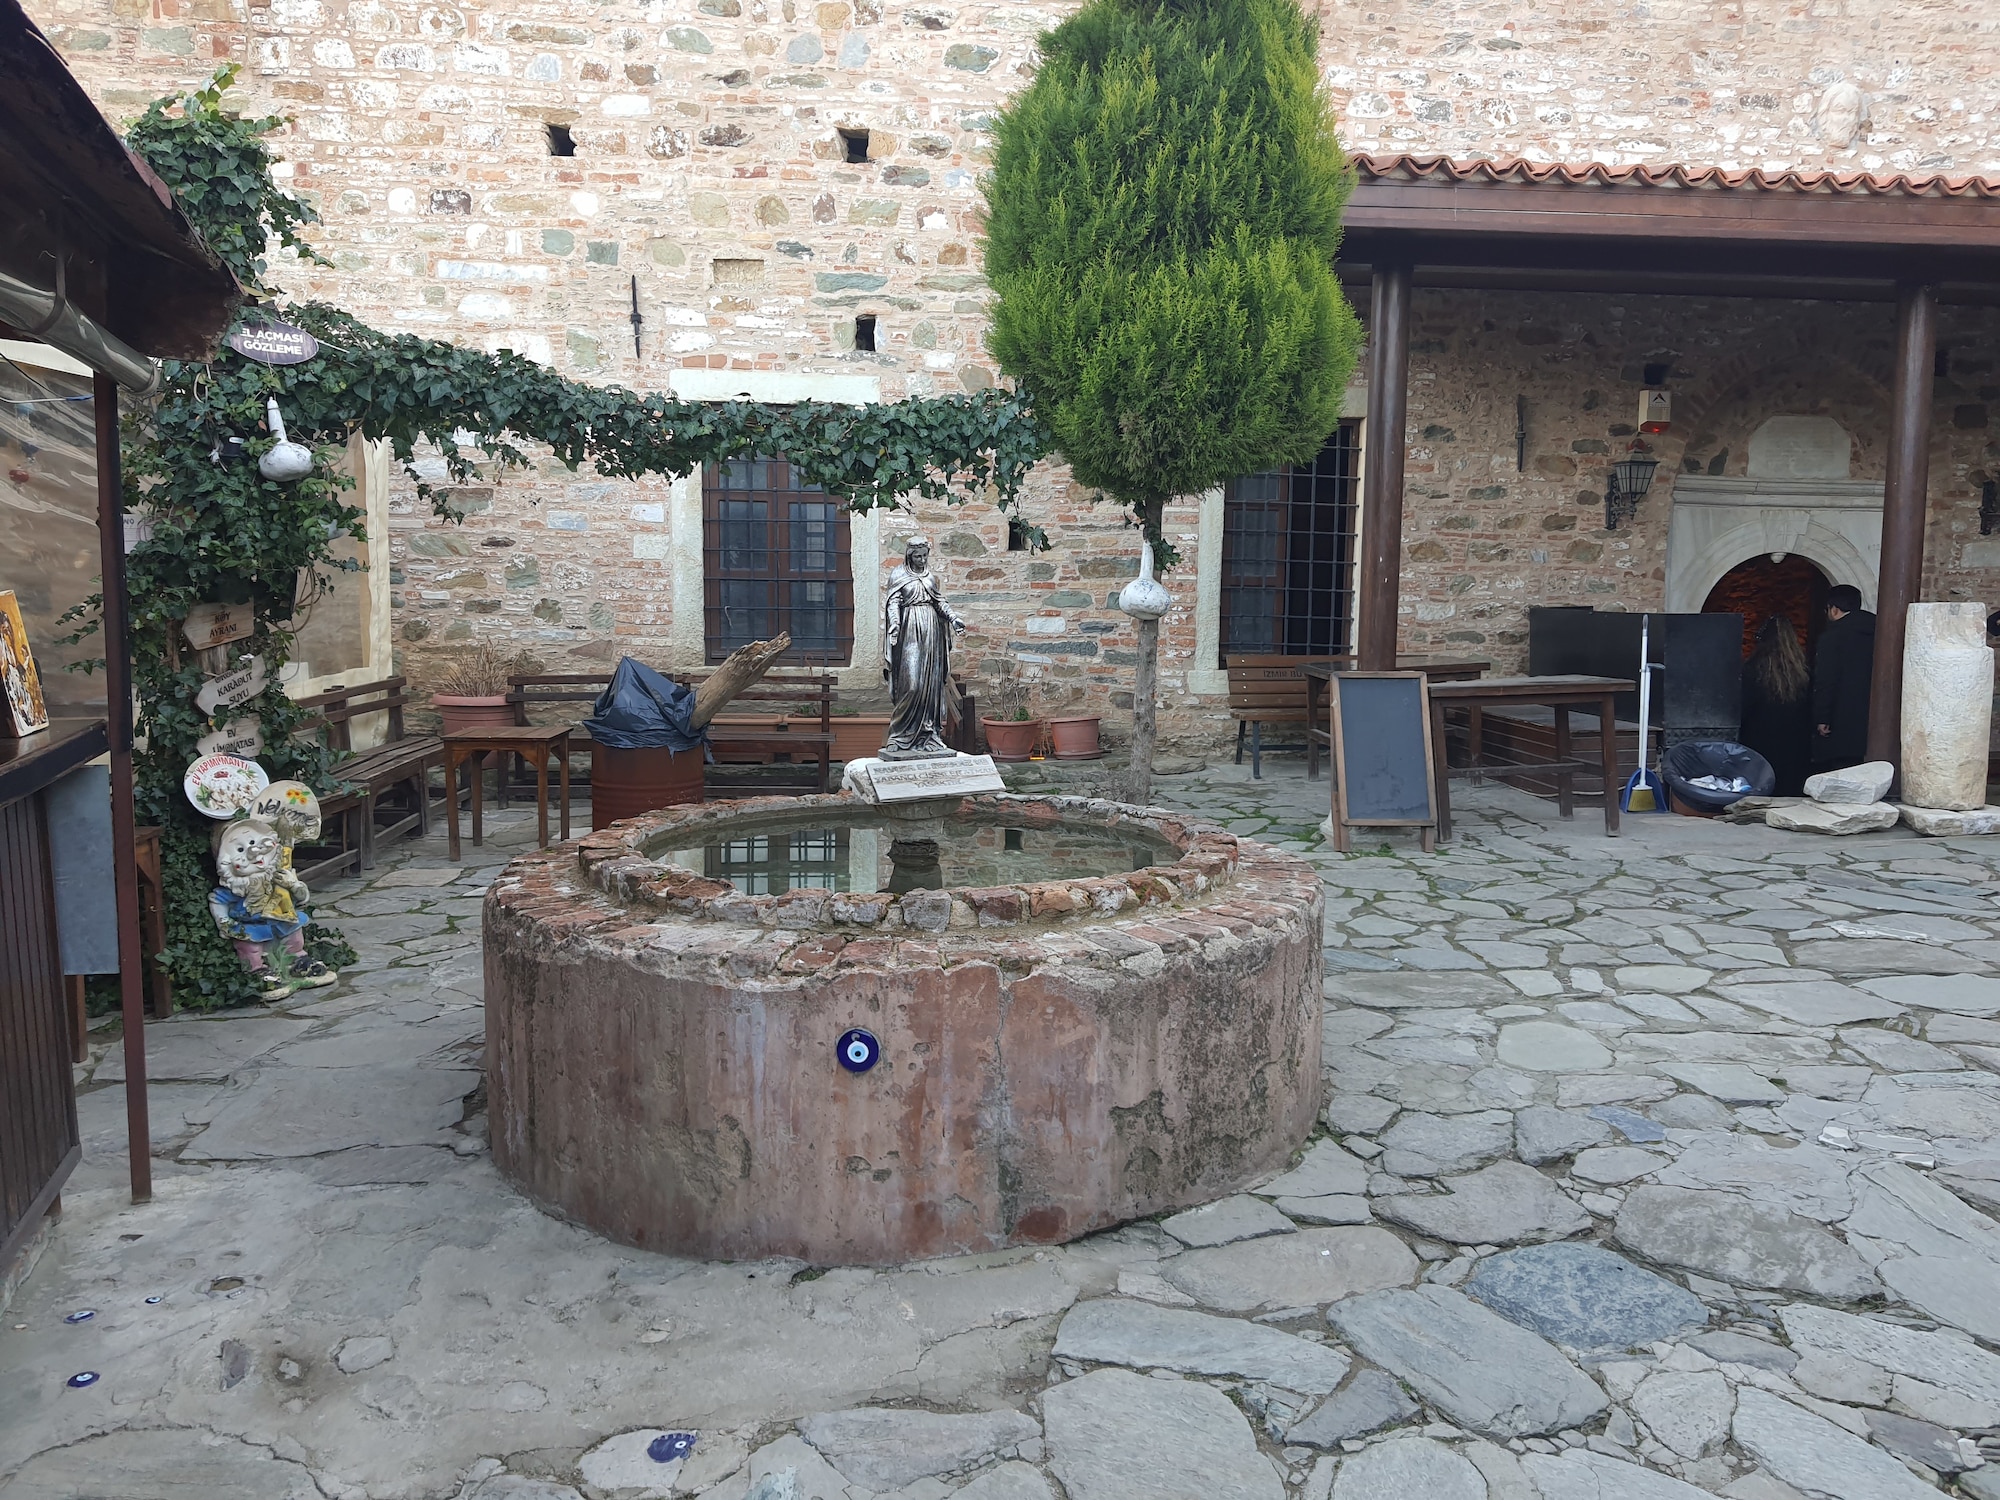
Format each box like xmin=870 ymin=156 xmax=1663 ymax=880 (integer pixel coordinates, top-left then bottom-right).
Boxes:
xmin=1219 ymin=425 xmax=1360 ymax=664
xmin=702 ymin=457 xmax=855 ymax=663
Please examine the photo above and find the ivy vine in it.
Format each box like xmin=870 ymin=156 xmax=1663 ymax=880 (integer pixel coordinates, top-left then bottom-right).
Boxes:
xmin=102 ymin=67 xmax=1050 ymax=1009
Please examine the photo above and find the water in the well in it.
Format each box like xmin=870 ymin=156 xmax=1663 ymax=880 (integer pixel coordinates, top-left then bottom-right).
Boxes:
xmin=653 ymin=814 xmax=1173 ymax=895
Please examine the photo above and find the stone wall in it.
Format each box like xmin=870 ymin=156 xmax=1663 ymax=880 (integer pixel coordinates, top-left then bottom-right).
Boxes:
xmin=24 ymin=0 xmax=2000 ymax=748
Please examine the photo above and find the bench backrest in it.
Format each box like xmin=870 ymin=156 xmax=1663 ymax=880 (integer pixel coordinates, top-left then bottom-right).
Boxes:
xmin=508 ymin=670 xmax=836 ymax=732
xmin=293 ymin=675 xmax=410 ymax=750
xmin=1225 ymin=654 xmax=1343 ymax=717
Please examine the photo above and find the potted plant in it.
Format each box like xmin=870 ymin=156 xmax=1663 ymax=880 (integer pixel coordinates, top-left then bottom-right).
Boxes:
xmin=979 ymin=670 xmax=1043 ymax=762
xmin=432 ymin=645 xmax=515 ymax=734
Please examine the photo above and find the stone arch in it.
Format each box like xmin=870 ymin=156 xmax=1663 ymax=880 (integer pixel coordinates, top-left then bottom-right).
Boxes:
xmin=1665 ymin=514 xmax=1878 ymax=615
xmin=1668 ymin=344 xmax=1894 ymax=481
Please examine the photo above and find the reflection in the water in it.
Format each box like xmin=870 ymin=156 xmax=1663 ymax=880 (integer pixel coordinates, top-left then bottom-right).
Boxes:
xmin=670 ymin=817 xmax=1170 ymax=896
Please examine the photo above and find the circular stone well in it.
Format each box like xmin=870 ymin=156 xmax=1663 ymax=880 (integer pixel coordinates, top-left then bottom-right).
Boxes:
xmin=485 ymin=792 xmax=1322 ymax=1264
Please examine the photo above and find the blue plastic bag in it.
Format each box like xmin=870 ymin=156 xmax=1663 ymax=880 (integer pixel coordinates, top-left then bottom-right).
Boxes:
xmin=581 ymin=657 xmax=708 ymax=753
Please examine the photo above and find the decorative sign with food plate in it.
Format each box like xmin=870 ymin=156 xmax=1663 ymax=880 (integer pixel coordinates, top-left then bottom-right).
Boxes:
xmin=183 ymin=754 xmax=270 ymax=819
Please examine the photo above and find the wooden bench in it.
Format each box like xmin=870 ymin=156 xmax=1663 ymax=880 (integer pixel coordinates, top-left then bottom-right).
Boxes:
xmin=1226 ymin=654 xmax=1343 ymax=778
xmin=294 ymin=676 xmax=443 ymax=878
xmin=507 ymin=668 xmax=839 ymax=795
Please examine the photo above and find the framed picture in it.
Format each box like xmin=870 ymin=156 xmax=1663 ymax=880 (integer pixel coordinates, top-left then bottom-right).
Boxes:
xmin=0 ymin=589 xmax=51 ymax=737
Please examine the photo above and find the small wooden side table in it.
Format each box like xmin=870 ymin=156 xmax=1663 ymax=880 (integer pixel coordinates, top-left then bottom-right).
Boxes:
xmin=443 ymin=726 xmax=571 ymax=860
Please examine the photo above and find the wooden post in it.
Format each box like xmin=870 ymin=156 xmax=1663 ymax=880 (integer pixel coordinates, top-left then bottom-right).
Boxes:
xmin=1867 ymin=282 xmax=1938 ymax=767
xmin=93 ymin=373 xmax=151 ymax=1203
xmin=1357 ymin=261 xmax=1413 ymax=671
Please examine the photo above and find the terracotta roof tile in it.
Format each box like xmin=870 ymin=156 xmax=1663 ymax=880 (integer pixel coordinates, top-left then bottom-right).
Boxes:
xmin=1354 ymin=152 xmax=2000 ymax=201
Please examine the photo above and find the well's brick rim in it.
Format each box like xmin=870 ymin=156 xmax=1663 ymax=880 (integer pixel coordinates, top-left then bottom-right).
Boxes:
xmin=485 ymin=793 xmax=1319 ymax=986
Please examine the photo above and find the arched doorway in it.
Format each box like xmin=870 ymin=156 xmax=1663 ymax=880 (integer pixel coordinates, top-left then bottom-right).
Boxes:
xmin=1702 ymin=554 xmax=1830 ymax=659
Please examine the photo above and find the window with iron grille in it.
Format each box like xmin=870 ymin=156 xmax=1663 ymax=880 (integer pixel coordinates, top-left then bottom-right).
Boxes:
xmin=704 ymin=829 xmax=850 ymax=894
xmin=703 ymin=457 xmax=855 ymax=664
xmin=1219 ymin=425 xmax=1360 ymax=664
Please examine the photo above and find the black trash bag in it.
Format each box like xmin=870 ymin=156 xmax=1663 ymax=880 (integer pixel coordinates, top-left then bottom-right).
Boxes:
xmin=581 ymin=657 xmax=708 ymax=753
xmin=1661 ymin=740 xmax=1776 ymax=811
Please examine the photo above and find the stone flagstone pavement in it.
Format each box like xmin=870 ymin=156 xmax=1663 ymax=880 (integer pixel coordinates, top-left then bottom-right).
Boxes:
xmin=8 ymin=760 xmax=2000 ymax=1499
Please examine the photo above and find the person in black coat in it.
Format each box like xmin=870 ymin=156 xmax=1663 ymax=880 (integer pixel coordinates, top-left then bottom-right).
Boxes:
xmin=1811 ymin=584 xmax=1877 ymax=771
xmin=1740 ymin=615 xmax=1814 ymax=795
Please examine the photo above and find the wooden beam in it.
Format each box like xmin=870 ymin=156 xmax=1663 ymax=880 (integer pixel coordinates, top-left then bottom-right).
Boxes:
xmin=1867 ymin=283 xmax=1938 ymax=769
xmin=1357 ymin=262 xmax=1412 ymax=671
xmin=93 ymin=373 xmax=151 ymax=1203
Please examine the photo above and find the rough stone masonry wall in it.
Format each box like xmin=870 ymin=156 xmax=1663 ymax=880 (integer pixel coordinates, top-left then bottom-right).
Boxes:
xmin=24 ymin=0 xmax=2000 ymax=746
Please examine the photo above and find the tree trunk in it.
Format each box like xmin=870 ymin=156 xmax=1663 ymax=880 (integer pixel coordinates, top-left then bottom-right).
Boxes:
xmin=1128 ymin=616 xmax=1160 ymax=805
xmin=1126 ymin=496 xmax=1167 ymax=806
xmin=690 ymin=632 xmax=792 ymax=729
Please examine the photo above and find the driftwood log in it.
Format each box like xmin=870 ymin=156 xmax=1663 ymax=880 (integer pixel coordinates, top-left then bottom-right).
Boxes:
xmin=689 ymin=632 xmax=792 ymax=730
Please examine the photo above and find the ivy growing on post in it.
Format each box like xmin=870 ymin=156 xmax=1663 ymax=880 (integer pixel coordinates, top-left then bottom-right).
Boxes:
xmin=107 ymin=67 xmax=1048 ymax=1009
xmin=982 ymin=0 xmax=1362 ymax=802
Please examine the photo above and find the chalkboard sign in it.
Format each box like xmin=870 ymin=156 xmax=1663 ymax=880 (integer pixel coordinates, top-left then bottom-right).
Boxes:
xmin=1328 ymin=672 xmax=1437 ymax=852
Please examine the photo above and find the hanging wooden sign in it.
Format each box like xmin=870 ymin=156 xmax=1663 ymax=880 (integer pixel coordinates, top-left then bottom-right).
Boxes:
xmin=227 ymin=320 xmax=320 ymax=366
xmin=195 ymin=655 xmax=268 ymax=715
xmin=182 ymin=601 xmax=254 ymax=651
xmin=196 ymin=716 xmax=265 ymax=759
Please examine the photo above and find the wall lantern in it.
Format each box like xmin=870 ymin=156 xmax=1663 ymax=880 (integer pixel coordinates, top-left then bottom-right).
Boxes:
xmin=1604 ymin=441 xmax=1660 ymax=532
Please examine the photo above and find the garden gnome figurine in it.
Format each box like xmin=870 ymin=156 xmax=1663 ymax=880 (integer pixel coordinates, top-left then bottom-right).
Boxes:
xmin=209 ymin=819 xmax=337 ymax=1001
xmin=881 ymin=534 xmax=966 ymax=759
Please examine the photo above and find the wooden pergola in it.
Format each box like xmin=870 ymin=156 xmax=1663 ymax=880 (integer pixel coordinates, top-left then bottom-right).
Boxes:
xmin=1340 ymin=154 xmax=2000 ymax=765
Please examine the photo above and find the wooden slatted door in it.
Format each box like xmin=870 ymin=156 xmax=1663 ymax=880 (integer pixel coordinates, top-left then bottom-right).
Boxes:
xmin=0 ymin=789 xmax=80 ymax=1271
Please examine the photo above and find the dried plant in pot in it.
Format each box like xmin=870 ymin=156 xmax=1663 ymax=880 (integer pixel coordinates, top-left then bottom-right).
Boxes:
xmin=432 ymin=645 xmax=516 ymax=734
xmin=978 ymin=667 xmax=1042 ymax=762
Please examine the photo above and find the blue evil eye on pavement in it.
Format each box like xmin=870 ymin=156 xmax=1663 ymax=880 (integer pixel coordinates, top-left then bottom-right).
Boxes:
xmin=144 ymin=1296 xmax=163 ymax=1305
xmin=648 ymin=1432 xmax=696 ymax=1463
xmin=64 ymin=1310 xmax=95 ymax=1324
xmin=837 ymin=1028 xmax=881 ymax=1073
xmin=67 ymin=1372 xmax=100 ymax=1388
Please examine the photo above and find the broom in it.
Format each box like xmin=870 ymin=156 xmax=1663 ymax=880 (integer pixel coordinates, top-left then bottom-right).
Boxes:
xmin=1620 ymin=616 xmax=1667 ymax=814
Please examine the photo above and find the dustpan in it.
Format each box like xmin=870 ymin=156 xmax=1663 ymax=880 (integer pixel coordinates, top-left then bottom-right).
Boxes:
xmin=1620 ymin=617 xmax=1667 ymax=814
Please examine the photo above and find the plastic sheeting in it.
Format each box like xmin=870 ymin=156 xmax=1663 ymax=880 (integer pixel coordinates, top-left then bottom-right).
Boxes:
xmin=581 ymin=657 xmax=708 ymax=753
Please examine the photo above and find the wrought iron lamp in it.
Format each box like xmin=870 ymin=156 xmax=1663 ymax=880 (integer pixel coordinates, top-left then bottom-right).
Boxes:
xmin=1604 ymin=440 xmax=1660 ymax=531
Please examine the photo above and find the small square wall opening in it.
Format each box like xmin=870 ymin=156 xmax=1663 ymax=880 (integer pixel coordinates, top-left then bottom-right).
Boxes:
xmin=838 ymin=128 xmax=870 ymax=164
xmin=546 ymin=122 xmax=576 ymax=157
xmin=1007 ymin=517 xmax=1031 ymax=552
xmin=854 ymin=314 xmax=877 ymax=352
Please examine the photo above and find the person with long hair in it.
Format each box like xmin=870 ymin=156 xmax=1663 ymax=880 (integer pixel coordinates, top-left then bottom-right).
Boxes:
xmin=1741 ymin=613 xmax=1813 ymax=795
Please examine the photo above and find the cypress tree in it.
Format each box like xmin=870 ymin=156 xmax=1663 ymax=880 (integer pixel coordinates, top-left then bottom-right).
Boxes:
xmin=983 ymin=0 xmax=1363 ymax=798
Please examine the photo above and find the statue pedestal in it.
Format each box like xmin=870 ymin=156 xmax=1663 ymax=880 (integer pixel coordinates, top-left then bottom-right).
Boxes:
xmin=842 ymin=753 xmax=1005 ymax=804
xmin=1901 ymin=602 xmax=1993 ymax=812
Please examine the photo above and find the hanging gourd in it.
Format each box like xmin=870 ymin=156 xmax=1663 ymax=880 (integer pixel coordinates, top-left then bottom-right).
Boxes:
xmin=257 ymin=396 xmax=312 ymax=482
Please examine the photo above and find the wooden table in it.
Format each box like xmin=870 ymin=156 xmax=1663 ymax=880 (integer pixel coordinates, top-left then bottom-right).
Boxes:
xmin=1301 ymin=657 xmax=1491 ymax=778
xmin=1424 ymin=675 xmax=1634 ymax=839
xmin=444 ymin=725 xmax=571 ymax=860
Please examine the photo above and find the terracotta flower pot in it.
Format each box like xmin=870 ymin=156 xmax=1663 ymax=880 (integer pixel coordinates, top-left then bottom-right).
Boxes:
xmin=432 ymin=694 xmax=514 ymax=735
xmin=831 ymin=715 xmax=893 ymax=763
xmin=981 ymin=717 xmax=1042 ymax=762
xmin=1048 ymin=716 xmax=1102 ymax=759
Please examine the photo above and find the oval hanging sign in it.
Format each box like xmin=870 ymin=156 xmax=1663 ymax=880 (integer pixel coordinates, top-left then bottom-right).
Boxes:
xmin=227 ymin=321 xmax=319 ymax=366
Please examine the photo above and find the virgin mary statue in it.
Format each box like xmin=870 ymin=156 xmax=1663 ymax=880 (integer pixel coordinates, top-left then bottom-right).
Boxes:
xmin=881 ymin=535 xmax=965 ymax=758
